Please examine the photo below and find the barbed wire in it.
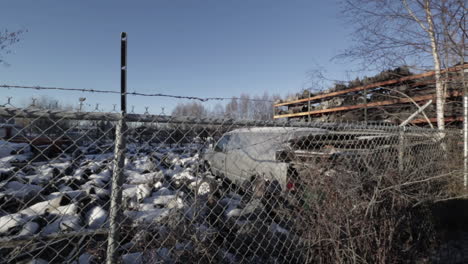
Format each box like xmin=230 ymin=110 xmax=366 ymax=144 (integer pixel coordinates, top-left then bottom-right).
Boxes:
xmin=0 ymin=84 xmax=275 ymax=102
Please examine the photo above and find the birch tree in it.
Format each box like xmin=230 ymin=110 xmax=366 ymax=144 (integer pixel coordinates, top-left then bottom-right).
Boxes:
xmin=339 ymin=0 xmax=467 ymax=130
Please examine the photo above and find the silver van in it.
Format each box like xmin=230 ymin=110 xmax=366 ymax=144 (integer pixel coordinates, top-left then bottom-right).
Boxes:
xmin=203 ymin=127 xmax=328 ymax=192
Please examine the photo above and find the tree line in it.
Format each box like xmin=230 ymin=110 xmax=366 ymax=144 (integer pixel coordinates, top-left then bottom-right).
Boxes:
xmin=171 ymin=92 xmax=281 ymax=120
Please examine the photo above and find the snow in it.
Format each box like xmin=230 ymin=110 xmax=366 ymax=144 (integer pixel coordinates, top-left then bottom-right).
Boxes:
xmin=123 ymin=184 xmax=152 ymax=202
xmin=270 ymin=223 xmax=289 ymax=235
xmin=59 ymin=185 xmax=74 ymax=192
xmin=3 ymin=181 xmax=42 ymax=199
xmin=89 ymin=171 xmax=111 ymax=183
xmin=0 ymin=140 xmax=30 ymax=158
xmin=172 ymin=169 xmax=195 ymax=181
xmin=0 ymin=140 xmax=295 ymax=263
xmin=86 ymin=177 xmax=108 ymax=188
xmin=153 ymin=187 xmax=173 ymax=196
xmin=42 ymin=215 xmax=82 ymax=235
xmin=87 ymin=186 xmax=110 ymax=199
xmin=221 ymin=197 xmax=243 ymax=218
xmin=48 ymin=161 xmax=71 ymax=170
xmin=19 ymin=197 xmax=63 ymax=217
xmin=0 ymin=214 xmax=27 ymax=234
xmin=143 ymin=194 xmax=179 ymax=206
xmin=132 ymin=156 xmax=157 ymax=172
xmin=52 ymin=203 xmax=78 ymax=215
xmin=166 ymin=197 xmax=185 ymax=209
xmin=124 ymin=208 xmax=171 ymax=224
xmin=86 ymin=206 xmax=108 ymax=229
xmin=137 ymin=203 xmax=155 ymax=211
xmin=0 ymin=167 xmax=14 ymax=175
xmin=153 ymin=181 xmax=163 ymax=189
xmin=18 ymin=221 xmax=40 ymax=236
xmin=126 ymin=171 xmax=163 ymax=185
xmin=23 ymin=174 xmax=51 ymax=185
xmin=47 ymin=190 xmax=87 ymax=201
xmin=225 ymin=198 xmax=262 ymax=218
xmin=0 ymin=153 xmax=32 ymax=167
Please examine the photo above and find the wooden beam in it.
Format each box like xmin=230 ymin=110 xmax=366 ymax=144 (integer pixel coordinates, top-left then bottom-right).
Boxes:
xmin=410 ymin=116 xmax=463 ymax=124
xmin=273 ymin=91 xmax=463 ymax=119
xmin=274 ymin=64 xmax=468 ymax=107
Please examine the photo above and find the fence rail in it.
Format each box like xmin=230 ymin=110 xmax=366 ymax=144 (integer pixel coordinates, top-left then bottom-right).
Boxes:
xmin=0 ymin=105 xmax=464 ymax=263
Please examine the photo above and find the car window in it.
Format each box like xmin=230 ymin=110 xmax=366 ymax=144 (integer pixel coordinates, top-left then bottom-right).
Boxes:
xmin=214 ymin=135 xmax=231 ymax=152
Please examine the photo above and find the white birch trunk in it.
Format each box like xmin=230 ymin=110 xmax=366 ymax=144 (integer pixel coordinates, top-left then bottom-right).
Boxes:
xmin=424 ymin=0 xmax=445 ymax=130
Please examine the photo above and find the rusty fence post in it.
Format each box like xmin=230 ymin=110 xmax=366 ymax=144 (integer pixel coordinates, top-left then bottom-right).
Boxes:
xmin=107 ymin=32 xmax=127 ymax=264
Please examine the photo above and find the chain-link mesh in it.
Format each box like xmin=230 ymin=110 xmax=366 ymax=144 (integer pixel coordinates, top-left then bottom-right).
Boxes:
xmin=0 ymin=105 xmax=464 ymax=263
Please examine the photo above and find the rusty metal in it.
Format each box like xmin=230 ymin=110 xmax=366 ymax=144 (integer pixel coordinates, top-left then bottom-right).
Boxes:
xmin=274 ymin=91 xmax=463 ymax=119
xmin=274 ymin=64 xmax=468 ymax=107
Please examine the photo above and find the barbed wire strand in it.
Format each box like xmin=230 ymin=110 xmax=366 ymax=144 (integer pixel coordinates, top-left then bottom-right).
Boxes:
xmin=0 ymin=84 xmax=275 ymax=102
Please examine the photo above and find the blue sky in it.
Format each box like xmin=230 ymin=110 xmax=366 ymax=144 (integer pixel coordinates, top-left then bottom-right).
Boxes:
xmin=0 ymin=0 xmax=363 ymax=113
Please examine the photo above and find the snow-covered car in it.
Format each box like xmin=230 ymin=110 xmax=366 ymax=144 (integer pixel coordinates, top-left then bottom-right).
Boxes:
xmin=203 ymin=127 xmax=328 ymax=193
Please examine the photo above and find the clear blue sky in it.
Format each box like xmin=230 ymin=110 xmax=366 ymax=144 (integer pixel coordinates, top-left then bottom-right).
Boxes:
xmin=1 ymin=0 xmax=363 ymax=113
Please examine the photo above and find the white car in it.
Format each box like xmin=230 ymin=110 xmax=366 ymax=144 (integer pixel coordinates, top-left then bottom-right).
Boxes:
xmin=203 ymin=127 xmax=328 ymax=192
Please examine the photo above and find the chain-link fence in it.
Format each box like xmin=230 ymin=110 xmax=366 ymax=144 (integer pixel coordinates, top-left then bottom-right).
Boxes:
xmin=0 ymin=104 xmax=464 ymax=263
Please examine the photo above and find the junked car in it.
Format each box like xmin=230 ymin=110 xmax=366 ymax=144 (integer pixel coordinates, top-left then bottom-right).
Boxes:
xmin=203 ymin=125 xmax=437 ymax=197
xmin=203 ymin=127 xmax=330 ymax=194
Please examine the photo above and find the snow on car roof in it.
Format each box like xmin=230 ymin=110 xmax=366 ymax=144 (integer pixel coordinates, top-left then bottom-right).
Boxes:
xmin=227 ymin=127 xmax=327 ymax=135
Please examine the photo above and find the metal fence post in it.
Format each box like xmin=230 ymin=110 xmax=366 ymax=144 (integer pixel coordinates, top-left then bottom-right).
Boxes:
xmin=107 ymin=32 xmax=127 ymax=264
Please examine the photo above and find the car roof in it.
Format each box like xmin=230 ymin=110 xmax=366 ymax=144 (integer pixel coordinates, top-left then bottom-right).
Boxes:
xmin=226 ymin=127 xmax=327 ymax=135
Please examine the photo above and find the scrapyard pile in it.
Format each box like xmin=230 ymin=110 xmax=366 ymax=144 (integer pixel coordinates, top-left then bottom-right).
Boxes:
xmin=274 ymin=64 xmax=467 ymax=125
xmin=279 ymin=66 xmax=413 ymax=104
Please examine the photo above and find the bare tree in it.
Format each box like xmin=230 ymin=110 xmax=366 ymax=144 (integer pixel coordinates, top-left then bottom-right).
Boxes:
xmin=238 ymin=93 xmax=251 ymax=120
xmin=210 ymin=103 xmax=225 ymax=117
xmin=16 ymin=96 xmax=74 ymax=135
xmin=202 ymin=93 xmax=281 ymax=120
xmin=338 ymin=0 xmax=467 ymax=130
xmin=0 ymin=29 xmax=26 ymax=66
xmin=225 ymin=97 xmax=239 ymax=119
xmin=171 ymin=102 xmax=207 ymax=117
xmin=251 ymin=92 xmax=277 ymax=120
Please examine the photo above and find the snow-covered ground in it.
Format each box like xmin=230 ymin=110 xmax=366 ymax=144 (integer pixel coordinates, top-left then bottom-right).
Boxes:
xmin=0 ymin=140 xmax=298 ymax=263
